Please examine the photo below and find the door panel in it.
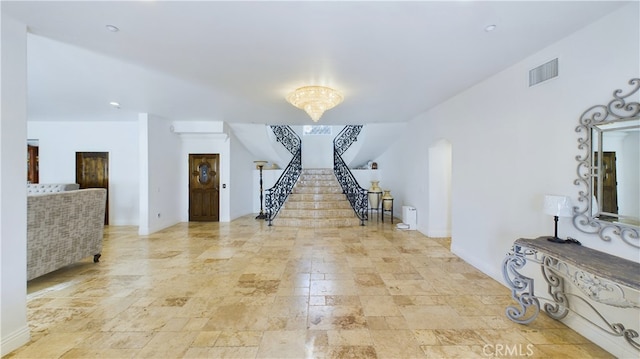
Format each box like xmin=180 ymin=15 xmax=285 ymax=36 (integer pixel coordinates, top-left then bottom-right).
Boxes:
xmin=76 ymin=152 xmax=109 ymax=224
xmin=189 ymin=154 xmax=219 ymax=221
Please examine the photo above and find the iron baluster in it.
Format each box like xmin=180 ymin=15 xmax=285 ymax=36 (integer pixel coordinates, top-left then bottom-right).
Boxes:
xmin=264 ymin=126 xmax=302 ymax=225
xmin=333 ymin=125 xmax=368 ymax=225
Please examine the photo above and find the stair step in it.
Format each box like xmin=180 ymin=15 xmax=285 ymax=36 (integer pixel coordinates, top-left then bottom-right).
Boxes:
xmin=301 ymin=169 xmax=333 ymax=175
xmin=284 ymin=201 xmax=352 ymax=210
xmin=278 ymin=208 xmax=356 ymax=218
xmin=293 ymin=186 xmax=343 ymax=194
xmin=273 ymin=168 xmax=363 ymax=227
xmin=274 ymin=217 xmax=362 ymax=228
xmin=299 ymin=174 xmax=336 ymax=181
xmin=288 ymin=193 xmax=348 ymax=202
xmin=296 ymin=179 xmax=339 ymax=187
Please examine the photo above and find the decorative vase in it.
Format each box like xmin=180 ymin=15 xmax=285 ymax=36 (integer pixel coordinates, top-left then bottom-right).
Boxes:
xmin=382 ymin=190 xmax=393 ymax=211
xmin=368 ymin=181 xmax=382 ymax=209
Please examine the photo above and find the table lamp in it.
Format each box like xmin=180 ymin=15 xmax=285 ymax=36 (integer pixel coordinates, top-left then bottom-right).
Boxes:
xmin=543 ymin=194 xmax=573 ymax=243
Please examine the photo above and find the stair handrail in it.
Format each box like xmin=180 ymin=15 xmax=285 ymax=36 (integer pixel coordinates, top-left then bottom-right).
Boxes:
xmin=264 ymin=125 xmax=302 ymax=226
xmin=333 ymin=125 xmax=368 ymax=225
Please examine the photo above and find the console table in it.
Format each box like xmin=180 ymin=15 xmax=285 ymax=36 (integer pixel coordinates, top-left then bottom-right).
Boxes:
xmin=502 ymin=237 xmax=640 ymax=351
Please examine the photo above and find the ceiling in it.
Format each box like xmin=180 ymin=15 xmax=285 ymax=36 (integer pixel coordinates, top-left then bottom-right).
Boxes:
xmin=3 ymin=1 xmax=629 ymax=125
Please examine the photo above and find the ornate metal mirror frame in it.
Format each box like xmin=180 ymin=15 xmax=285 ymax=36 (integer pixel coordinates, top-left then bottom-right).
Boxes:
xmin=574 ymin=78 xmax=640 ymax=248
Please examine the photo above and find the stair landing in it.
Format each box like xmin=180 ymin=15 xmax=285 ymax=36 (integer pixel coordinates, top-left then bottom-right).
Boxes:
xmin=274 ymin=169 xmax=362 ymax=227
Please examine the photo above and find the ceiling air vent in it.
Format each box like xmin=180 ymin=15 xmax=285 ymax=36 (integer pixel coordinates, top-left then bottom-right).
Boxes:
xmin=529 ymin=58 xmax=558 ymax=87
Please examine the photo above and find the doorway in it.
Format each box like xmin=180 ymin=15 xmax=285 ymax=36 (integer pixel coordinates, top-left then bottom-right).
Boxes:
xmin=27 ymin=142 xmax=39 ymax=184
xmin=189 ymin=154 xmax=220 ymax=222
xmin=76 ymin=152 xmax=109 ymax=224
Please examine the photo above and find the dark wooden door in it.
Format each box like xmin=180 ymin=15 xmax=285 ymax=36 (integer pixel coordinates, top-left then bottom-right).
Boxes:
xmin=189 ymin=154 xmax=219 ymax=222
xmin=594 ymin=151 xmax=618 ymax=217
xmin=27 ymin=145 xmax=39 ymax=183
xmin=76 ymin=152 xmax=109 ymax=224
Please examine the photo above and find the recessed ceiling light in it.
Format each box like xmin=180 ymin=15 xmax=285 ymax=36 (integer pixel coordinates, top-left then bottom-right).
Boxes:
xmin=109 ymin=101 xmax=120 ymax=109
xmin=105 ymin=24 xmax=120 ymax=32
xmin=485 ymin=24 xmax=497 ymax=32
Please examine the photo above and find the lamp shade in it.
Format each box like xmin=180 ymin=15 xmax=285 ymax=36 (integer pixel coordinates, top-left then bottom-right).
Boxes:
xmin=543 ymin=195 xmax=573 ymax=217
xmin=253 ymin=160 xmax=268 ymax=169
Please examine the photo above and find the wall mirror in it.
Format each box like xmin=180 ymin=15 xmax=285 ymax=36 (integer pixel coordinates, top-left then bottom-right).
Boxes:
xmin=574 ymin=78 xmax=639 ymax=248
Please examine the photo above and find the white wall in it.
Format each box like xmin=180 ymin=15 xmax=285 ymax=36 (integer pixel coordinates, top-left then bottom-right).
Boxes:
xmin=301 ymin=126 xmax=334 ymax=168
xmin=351 ymin=169 xmax=382 ymax=190
xmin=384 ymin=4 xmax=639 ymax=357
xmin=0 ymin=15 xmax=30 ymax=356
xmin=344 ymin=123 xmax=408 ymax=169
xmin=427 ymin=139 xmax=452 ymax=237
xmin=231 ymin=123 xmax=290 ymax=168
xmin=391 ymin=2 xmax=639 ymax=266
xmin=373 ymin=137 xmax=412 ymax=220
xmin=229 ymin=130 xmax=255 ymax=220
xmin=28 ymin=121 xmax=139 ymax=225
xmin=139 ymin=114 xmax=182 ymax=234
xmin=28 ymin=118 xmax=243 ymax=229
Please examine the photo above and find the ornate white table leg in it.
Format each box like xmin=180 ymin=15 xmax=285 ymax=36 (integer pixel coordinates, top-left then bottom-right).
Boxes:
xmin=502 ymin=245 xmax=540 ymax=324
xmin=541 ymin=255 xmax=569 ymax=320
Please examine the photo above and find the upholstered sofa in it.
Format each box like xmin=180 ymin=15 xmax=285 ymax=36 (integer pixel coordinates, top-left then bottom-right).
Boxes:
xmin=27 ymin=183 xmax=79 ymax=195
xmin=27 ymin=188 xmax=107 ymax=280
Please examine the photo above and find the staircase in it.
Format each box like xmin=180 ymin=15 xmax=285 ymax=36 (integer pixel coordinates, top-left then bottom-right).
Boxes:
xmin=274 ymin=169 xmax=362 ymax=227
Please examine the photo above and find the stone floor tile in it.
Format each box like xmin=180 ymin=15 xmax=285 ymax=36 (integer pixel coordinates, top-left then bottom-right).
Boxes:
xmin=7 ymin=215 xmax=615 ymax=359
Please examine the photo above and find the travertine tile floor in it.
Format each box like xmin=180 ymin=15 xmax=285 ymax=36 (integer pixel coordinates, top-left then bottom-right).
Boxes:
xmin=6 ymin=215 xmax=613 ymax=358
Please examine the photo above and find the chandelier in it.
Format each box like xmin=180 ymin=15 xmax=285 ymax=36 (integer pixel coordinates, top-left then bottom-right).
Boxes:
xmin=286 ymin=86 xmax=344 ymax=122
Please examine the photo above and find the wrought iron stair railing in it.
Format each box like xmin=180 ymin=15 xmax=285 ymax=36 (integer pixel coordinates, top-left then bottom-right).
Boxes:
xmin=264 ymin=125 xmax=302 ymax=226
xmin=334 ymin=125 xmax=368 ymax=225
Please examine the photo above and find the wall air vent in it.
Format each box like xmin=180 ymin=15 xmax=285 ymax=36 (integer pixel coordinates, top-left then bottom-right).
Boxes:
xmin=529 ymin=58 xmax=558 ymax=87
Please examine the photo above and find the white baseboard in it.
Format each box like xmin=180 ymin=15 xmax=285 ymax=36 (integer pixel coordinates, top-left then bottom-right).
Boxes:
xmin=450 ymin=243 xmax=503 ymax=283
xmin=426 ymin=228 xmax=450 ymax=238
xmin=140 ymin=220 xmax=181 ymax=236
xmin=562 ymin=313 xmax=634 ymax=358
xmin=1 ymin=325 xmax=30 ymax=356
